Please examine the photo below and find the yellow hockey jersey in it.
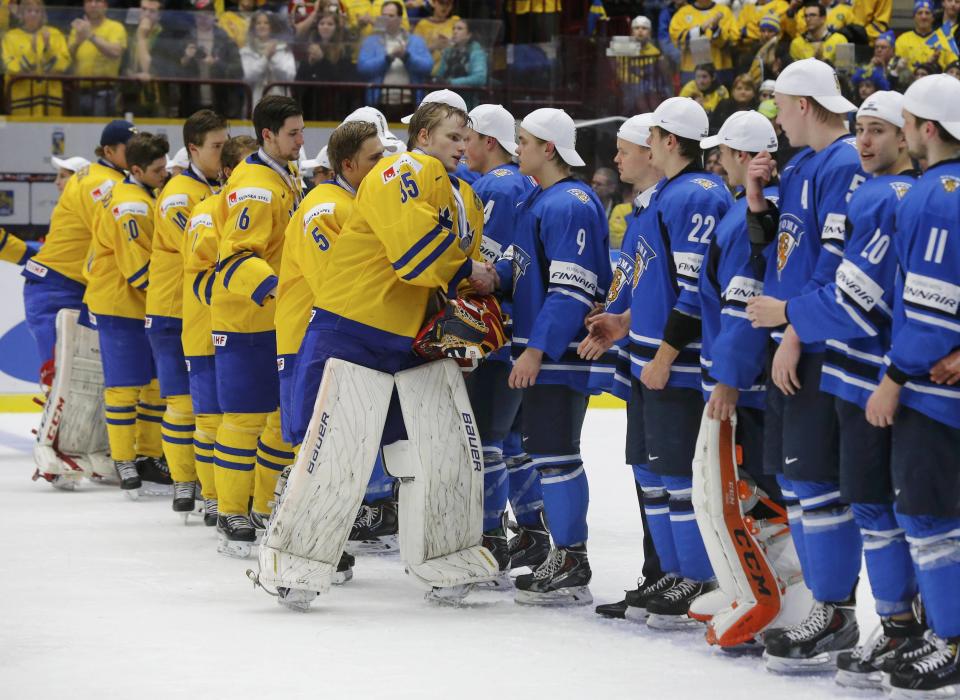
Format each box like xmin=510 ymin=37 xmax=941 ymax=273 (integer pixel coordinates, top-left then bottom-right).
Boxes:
xmin=26 ymin=159 xmax=127 ymax=288
xmin=0 ymin=228 xmax=29 ymax=265
xmin=84 ymin=177 xmax=155 ymax=320
xmin=314 ymin=152 xmax=484 ymax=340
xmin=896 ymin=30 xmax=958 ymax=71
xmin=2 ymin=26 xmax=70 ymax=115
xmin=276 ymin=178 xmax=356 ymax=357
xmin=211 ymin=149 xmax=300 ymax=335
xmin=738 ymin=0 xmax=789 ymax=43
xmin=785 ymin=2 xmax=853 ymax=39
xmin=789 ymin=30 xmax=849 ymax=63
xmin=669 ymin=2 xmax=739 ymax=73
xmin=853 ymin=0 xmax=891 ymax=43
xmin=146 ymin=167 xmax=219 ymax=328
xmin=182 ymin=193 xmax=221 ymax=357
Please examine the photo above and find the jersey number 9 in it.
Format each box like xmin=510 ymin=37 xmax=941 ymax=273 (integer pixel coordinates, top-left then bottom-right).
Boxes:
xmin=400 ymin=172 xmax=420 ymax=204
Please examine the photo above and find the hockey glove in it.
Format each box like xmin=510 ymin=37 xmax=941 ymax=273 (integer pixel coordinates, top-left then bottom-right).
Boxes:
xmin=413 ymin=294 xmax=508 ymax=364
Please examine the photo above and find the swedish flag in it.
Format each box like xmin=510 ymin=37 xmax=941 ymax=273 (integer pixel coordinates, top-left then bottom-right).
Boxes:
xmin=587 ymin=0 xmax=608 ymax=35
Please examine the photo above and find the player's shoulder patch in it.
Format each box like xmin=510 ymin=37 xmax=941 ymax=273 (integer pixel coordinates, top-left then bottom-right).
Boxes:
xmin=188 ymin=213 xmax=214 ymax=232
xmin=303 ymin=201 xmax=336 ymax=226
xmin=90 ymin=179 xmax=115 ymax=203
xmin=566 ymin=187 xmax=592 ymax=204
xmin=160 ymin=193 xmax=190 ymax=215
xmin=381 ymin=153 xmax=424 ymax=184
xmin=491 ymin=168 xmax=513 ymax=177
xmin=940 ymin=175 xmax=960 ymax=193
xmin=112 ymin=200 xmax=149 ymax=219
xmin=890 ymin=181 xmax=912 ymax=200
xmin=690 ymin=177 xmax=718 ymax=190
xmin=227 ymin=186 xmax=272 ymax=207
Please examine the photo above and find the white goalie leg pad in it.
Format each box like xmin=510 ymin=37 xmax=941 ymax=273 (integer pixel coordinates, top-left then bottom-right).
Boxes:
xmin=385 ymin=360 xmax=499 ymax=589
xmin=33 ymin=309 xmax=110 ymax=481
xmin=256 ymin=359 xmax=393 ymax=594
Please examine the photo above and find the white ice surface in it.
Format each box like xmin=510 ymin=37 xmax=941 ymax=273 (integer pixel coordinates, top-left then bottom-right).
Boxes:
xmin=0 ymin=410 xmax=880 ymax=699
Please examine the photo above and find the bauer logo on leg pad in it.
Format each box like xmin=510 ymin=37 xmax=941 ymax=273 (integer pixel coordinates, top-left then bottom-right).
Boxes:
xmin=461 ymin=412 xmax=482 ymax=472
xmin=306 ymin=412 xmax=330 ymax=475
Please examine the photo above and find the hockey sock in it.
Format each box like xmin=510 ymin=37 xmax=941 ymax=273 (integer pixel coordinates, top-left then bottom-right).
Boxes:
xmin=793 ymin=479 xmax=862 ymax=602
xmin=852 ymin=502 xmax=917 ymax=617
xmin=214 ymin=411 xmax=266 ymax=516
xmin=364 ymin=451 xmax=395 ymax=503
xmin=778 ymin=475 xmax=808 ymax=577
xmin=663 ymin=475 xmax=714 ymax=582
xmin=482 ymin=443 xmax=509 ymax=532
xmin=536 ymin=455 xmax=588 ymax=547
xmin=898 ymin=512 xmax=960 ymax=639
xmin=634 ymin=464 xmax=680 ymax=576
xmin=104 ymin=386 xmax=140 ymax=462
xmin=253 ymin=410 xmax=295 ymax=515
xmin=135 ymin=379 xmax=165 ymax=458
xmin=193 ymin=413 xmax=220 ymax=500
xmin=506 ymin=437 xmax=544 ymax=528
xmin=161 ymin=394 xmax=196 ymax=483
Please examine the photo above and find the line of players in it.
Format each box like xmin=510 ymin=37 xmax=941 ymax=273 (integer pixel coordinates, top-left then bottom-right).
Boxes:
xmin=14 ymin=57 xmax=960 ymax=697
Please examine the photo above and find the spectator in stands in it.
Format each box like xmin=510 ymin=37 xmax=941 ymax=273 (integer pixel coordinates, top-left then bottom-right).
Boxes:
xmin=852 ymin=65 xmax=883 ymax=101
xmin=669 ymin=0 xmax=738 ymax=84
xmin=787 ymin=0 xmax=854 ymax=37
xmin=948 ymin=60 xmax=960 ymax=79
xmin=657 ymin=0 xmax=683 ymax=68
xmin=616 ymin=15 xmax=663 ymax=114
xmin=123 ymin=0 xmax=164 ymax=116
xmin=219 ymin=0 xmax=255 ymax=47
xmin=241 ymin=10 xmax=297 ymax=103
xmin=739 ymin=0 xmax=790 ymax=52
xmin=2 ymin=0 xmax=70 ymax=115
xmin=342 ymin=0 xmax=410 ymax=37
xmin=759 ymin=77 xmax=776 ymax=100
xmin=940 ymin=0 xmax=960 ymax=51
xmin=159 ymin=0 xmax=243 ymax=117
xmin=590 ymin=166 xmax=619 ymax=220
xmin=404 ymin=0 xmax=430 ymax=21
xmin=412 ymin=0 xmax=457 ymax=68
xmin=507 ymin=0 xmax=560 ymax=44
xmin=679 ymin=63 xmax=729 ymax=113
xmin=913 ymin=60 xmax=939 ymax=79
xmin=749 ymin=15 xmax=786 ymax=83
xmin=896 ymin=0 xmax=957 ymax=73
xmin=434 ymin=19 xmax=486 ymax=100
xmin=710 ymin=73 xmax=758 ymax=132
xmin=295 ymin=11 xmax=356 ymax=119
xmin=68 ymin=0 xmax=128 ymax=115
xmin=789 ymin=0 xmax=849 ymax=64
xmin=704 ymin=147 xmax=725 ymax=178
xmin=861 ymin=29 xmax=906 ymax=90
xmin=851 ymin=0 xmax=891 ymax=45
xmin=357 ymin=0 xmax=432 ymax=114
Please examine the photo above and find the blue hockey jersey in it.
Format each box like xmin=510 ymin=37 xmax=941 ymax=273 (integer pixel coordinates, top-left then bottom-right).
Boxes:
xmin=628 ymin=166 xmax=732 ymax=390
xmin=787 ymin=172 xmax=916 ymax=409
xmin=765 ymin=136 xmax=866 ymax=351
xmin=886 ymin=158 xmax=960 ymax=429
xmin=495 ymin=178 xmax=612 ymax=394
xmin=699 ymin=187 xmax=779 ymax=410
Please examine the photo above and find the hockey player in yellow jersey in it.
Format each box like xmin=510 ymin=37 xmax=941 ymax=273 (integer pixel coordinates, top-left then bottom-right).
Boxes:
xmin=288 ymin=100 xmax=495 ymax=449
xmin=669 ymin=0 xmax=739 ymax=83
xmin=211 ymin=96 xmax=302 ymax=557
xmin=22 ymin=119 xmax=133 ymax=385
xmin=182 ymin=135 xmax=258 ymax=527
xmin=84 ymin=132 xmax=172 ymax=497
xmin=147 ymin=110 xmax=227 ymax=518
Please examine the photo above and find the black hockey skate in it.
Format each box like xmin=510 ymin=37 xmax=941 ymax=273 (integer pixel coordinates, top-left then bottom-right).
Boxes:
xmin=173 ymin=481 xmax=201 ymax=521
xmin=596 ymin=575 xmax=681 ymax=621
xmin=763 ymin=601 xmax=859 ymax=674
xmin=836 ymin=618 xmax=924 ymax=689
xmin=203 ymin=498 xmax=218 ymax=527
xmin=646 ymin=578 xmax=717 ymax=630
xmin=335 ymin=551 xmax=355 ymax=585
xmin=889 ymin=637 xmax=960 ymax=699
xmin=507 ymin=517 xmax=551 ymax=571
xmin=346 ymin=498 xmax=399 ymax=555
xmin=477 ymin=521 xmax=511 ymax=590
xmin=217 ymin=513 xmax=256 ymax=558
xmin=115 ymin=459 xmax=142 ymax=497
xmin=135 ymin=455 xmax=173 ymax=496
xmin=514 ymin=546 xmax=592 ymax=606
xmin=882 ymin=631 xmax=941 ymax=673
xmin=250 ymin=510 xmax=271 ymax=535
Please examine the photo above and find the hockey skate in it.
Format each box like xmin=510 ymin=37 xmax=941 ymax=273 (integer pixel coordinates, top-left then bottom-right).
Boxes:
xmin=203 ymin=498 xmax=218 ymax=526
xmin=346 ymin=499 xmax=399 ymax=555
xmin=172 ymin=481 xmax=203 ymax=523
xmin=763 ymin=601 xmax=859 ymax=674
xmin=514 ymin=546 xmax=593 ymax=606
xmin=217 ymin=513 xmax=256 ymax=558
xmin=114 ymin=460 xmax=142 ymax=499
xmin=475 ymin=516 xmax=512 ymax=591
xmin=646 ymin=579 xmax=717 ymax=630
xmin=836 ymin=618 xmax=924 ymax=690
xmin=250 ymin=510 xmax=271 ymax=538
xmin=595 ymin=575 xmax=681 ymax=621
xmin=889 ymin=637 xmax=960 ymax=699
xmin=135 ymin=456 xmax=174 ymax=496
xmin=507 ymin=517 xmax=551 ymax=571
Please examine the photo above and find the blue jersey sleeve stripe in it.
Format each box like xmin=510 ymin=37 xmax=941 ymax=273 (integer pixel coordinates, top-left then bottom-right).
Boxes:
xmin=127 ymin=262 xmax=149 ymax=284
xmin=203 ymin=271 xmax=216 ymax=305
xmin=391 ymin=224 xmax=444 ymax=271
xmin=222 ymin=253 xmax=253 ymax=289
xmin=401 ymin=232 xmax=456 ymax=281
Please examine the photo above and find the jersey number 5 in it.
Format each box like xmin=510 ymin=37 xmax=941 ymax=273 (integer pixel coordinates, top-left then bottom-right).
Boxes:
xmin=399 ymin=172 xmax=420 ymax=203
xmin=311 ymin=226 xmax=330 ymax=251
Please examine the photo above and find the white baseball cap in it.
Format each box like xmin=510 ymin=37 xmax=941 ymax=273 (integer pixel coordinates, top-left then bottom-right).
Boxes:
xmin=857 ymin=90 xmax=905 ymax=128
xmin=468 ymin=104 xmax=518 ymax=155
xmin=617 ymin=113 xmax=653 ymax=147
xmin=760 ymin=79 xmax=776 ymax=94
xmin=401 ymin=89 xmax=468 ymax=125
xmin=700 ymin=110 xmax=778 ymax=152
xmin=774 ymin=57 xmax=856 ymax=114
xmin=518 ymin=108 xmax=585 ymax=167
xmin=300 ymin=145 xmax=331 ymax=171
xmin=631 ymin=15 xmax=651 ymax=29
xmin=650 ymin=96 xmax=709 ymax=141
xmin=51 ymin=155 xmax=90 ymax=172
xmin=904 ymin=74 xmax=960 ymax=140
xmin=165 ymin=146 xmax=190 ymax=172
xmin=342 ymin=106 xmax=403 ymax=152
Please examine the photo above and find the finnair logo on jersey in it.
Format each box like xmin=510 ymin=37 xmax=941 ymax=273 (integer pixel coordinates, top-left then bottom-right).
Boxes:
xmin=90 ymin=180 xmax=114 ymax=202
xmin=112 ymin=201 xmax=149 ymax=219
xmin=632 ymin=236 xmax=657 ymax=286
xmin=724 ymin=275 xmax=763 ymax=302
xmin=837 ymin=260 xmax=884 ymax=311
xmin=227 ymin=187 xmax=271 ymax=206
xmin=480 ymin=235 xmax=503 ymax=263
xmin=160 ymin=194 xmax=189 ymax=215
xmin=904 ymin=272 xmax=960 ymax=314
xmin=776 ymin=215 xmax=804 ymax=279
xmin=189 ymin=214 xmax=213 ymax=233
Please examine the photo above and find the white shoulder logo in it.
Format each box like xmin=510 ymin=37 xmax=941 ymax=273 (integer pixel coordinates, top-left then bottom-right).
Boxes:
xmin=227 ymin=187 xmax=272 ymax=207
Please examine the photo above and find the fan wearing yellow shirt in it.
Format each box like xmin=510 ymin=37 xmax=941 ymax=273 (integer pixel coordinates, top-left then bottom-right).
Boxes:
xmin=669 ymin=0 xmax=739 ymax=83
xmin=182 ymin=135 xmax=258 ymax=526
xmin=412 ymin=0 xmax=458 ymax=68
xmin=896 ymin=0 xmax=958 ymax=72
xmin=210 ymin=96 xmax=303 ymax=557
xmin=147 ymin=110 xmax=227 ymax=517
xmin=84 ymin=132 xmax=171 ymax=497
xmin=218 ymin=0 xmax=255 ymax=46
xmin=67 ymin=0 xmax=127 ymax=115
xmin=789 ymin=1 xmax=850 ymax=64
xmin=2 ymin=0 xmax=71 ymax=116
xmin=342 ymin=0 xmax=409 ymax=36
xmin=22 ymin=119 xmax=133 ymax=386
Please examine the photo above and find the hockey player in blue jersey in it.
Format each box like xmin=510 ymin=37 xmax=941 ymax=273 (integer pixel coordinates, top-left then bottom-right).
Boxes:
xmin=741 ymin=57 xmax=868 ymax=671
xmin=583 ymin=114 xmax=675 ymax=621
xmin=493 ymin=108 xmax=612 ymax=606
xmin=749 ymin=91 xmax=921 ymax=685
xmin=461 ymin=103 xmax=548 ymax=578
xmin=862 ymin=75 xmax=960 ymax=697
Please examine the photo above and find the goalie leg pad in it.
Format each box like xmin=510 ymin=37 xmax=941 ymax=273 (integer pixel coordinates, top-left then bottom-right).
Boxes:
xmin=257 ymin=359 xmax=393 ymax=594
xmin=853 ymin=502 xmax=917 ymax=617
xmin=387 ymin=359 xmax=500 ymax=589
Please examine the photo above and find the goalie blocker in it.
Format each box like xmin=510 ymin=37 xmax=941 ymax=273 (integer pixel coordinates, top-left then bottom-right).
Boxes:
xmin=251 ymin=358 xmax=499 ymax=608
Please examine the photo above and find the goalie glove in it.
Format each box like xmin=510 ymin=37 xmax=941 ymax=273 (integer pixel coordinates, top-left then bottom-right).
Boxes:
xmin=413 ymin=295 xmax=508 ymax=364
